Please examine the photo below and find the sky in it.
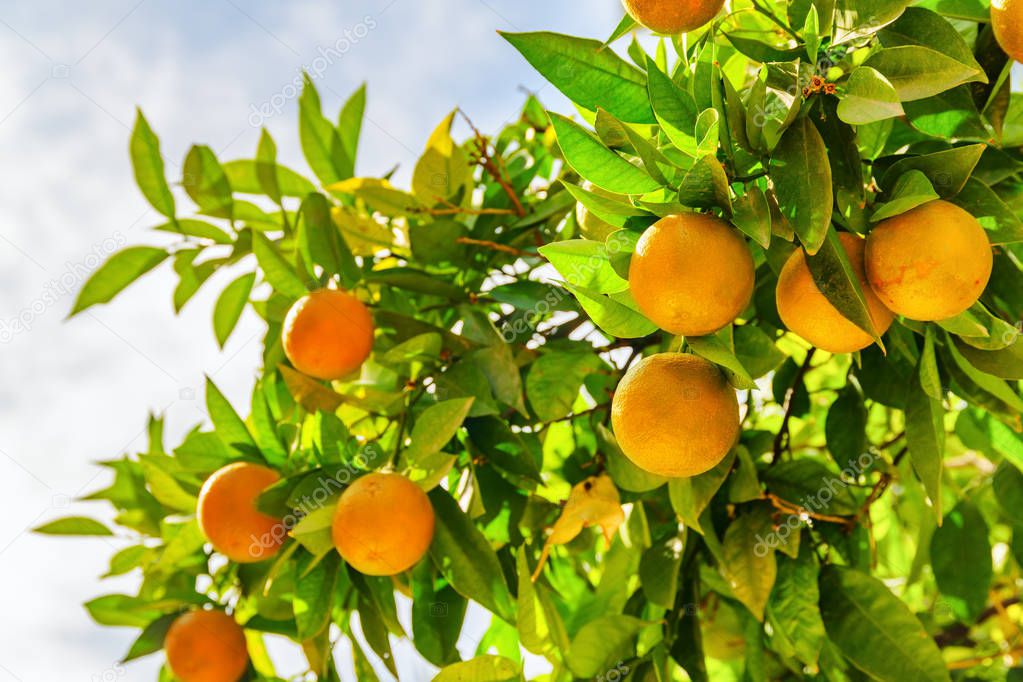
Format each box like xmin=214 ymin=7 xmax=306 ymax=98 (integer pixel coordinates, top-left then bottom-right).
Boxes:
xmin=0 ymin=1 xmax=626 ymax=680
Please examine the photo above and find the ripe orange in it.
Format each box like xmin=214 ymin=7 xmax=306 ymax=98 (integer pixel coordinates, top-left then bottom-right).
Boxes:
xmin=993 ymin=0 xmax=1023 ymax=62
xmin=332 ymin=472 xmax=435 ymax=576
xmin=865 ymin=201 xmax=993 ymax=321
xmin=629 ymin=213 xmax=755 ymax=337
xmin=611 ymin=353 xmax=739 ymax=478
xmin=165 ymin=610 xmax=248 ymax=682
xmin=622 ymin=0 xmax=725 ymax=34
xmin=197 ymin=462 xmax=284 ymax=563
xmin=776 ymin=232 xmax=894 ymax=354
xmin=282 ymin=288 xmax=374 ymax=380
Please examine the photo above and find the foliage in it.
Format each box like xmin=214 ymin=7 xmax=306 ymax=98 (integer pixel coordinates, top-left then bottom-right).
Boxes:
xmin=43 ymin=1 xmax=1023 ymax=680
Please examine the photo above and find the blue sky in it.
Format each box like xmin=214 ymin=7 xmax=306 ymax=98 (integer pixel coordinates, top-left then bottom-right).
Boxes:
xmin=0 ymin=1 xmax=627 ymax=680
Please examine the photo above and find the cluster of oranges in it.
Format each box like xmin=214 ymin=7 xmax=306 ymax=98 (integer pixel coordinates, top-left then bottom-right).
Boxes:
xmin=613 ymin=201 xmax=992 ymax=480
xmin=167 ymin=289 xmax=435 ymax=681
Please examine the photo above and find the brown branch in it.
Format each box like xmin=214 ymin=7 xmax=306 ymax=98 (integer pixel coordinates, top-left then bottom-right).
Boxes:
xmin=772 ymin=349 xmax=817 ymax=464
xmin=455 ymin=237 xmax=531 ymax=257
xmin=935 ymin=597 xmax=1022 ymax=649
xmin=763 ymin=492 xmax=856 ymax=527
xmin=421 ymin=205 xmax=517 ymax=216
xmin=458 ymin=109 xmax=527 ymax=217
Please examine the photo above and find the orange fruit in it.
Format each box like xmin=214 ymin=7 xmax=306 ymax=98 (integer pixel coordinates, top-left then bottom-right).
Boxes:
xmin=629 ymin=214 xmax=755 ymax=336
xmin=776 ymin=232 xmax=894 ymax=354
xmin=332 ymin=472 xmax=435 ymax=576
xmin=165 ymin=610 xmax=248 ymax=682
xmin=865 ymin=200 xmax=993 ymax=321
xmin=993 ymin=0 xmax=1023 ymax=62
xmin=622 ymin=0 xmax=725 ymax=34
xmin=197 ymin=462 xmax=284 ymax=563
xmin=282 ymin=288 xmax=374 ymax=380
xmin=611 ymin=353 xmax=739 ymax=478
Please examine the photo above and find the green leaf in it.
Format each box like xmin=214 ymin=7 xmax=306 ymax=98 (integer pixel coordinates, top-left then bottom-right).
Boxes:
xmin=721 ymin=505 xmax=777 ymax=621
xmin=566 ymin=615 xmax=647 ymax=678
xmin=731 ymin=186 xmax=772 ymax=248
xmin=805 ymin=228 xmax=883 ymax=346
xmin=434 ymin=655 xmax=520 ymax=682
xmin=123 ymin=613 xmax=175 ymax=662
xmin=879 ymin=7 xmax=984 ymax=74
xmin=864 ymin=46 xmax=985 ymax=102
xmin=70 ymin=246 xmax=168 ymax=315
xmin=411 ymin=564 xmax=467 ymax=666
xmin=205 ymin=377 xmax=257 ymax=452
xmin=871 ymin=170 xmax=940 ymax=222
xmin=222 ymin=158 xmax=316 ymax=199
xmin=904 ymin=86 xmax=990 ymax=141
xmin=880 ymin=144 xmax=985 ymax=197
xmin=905 ymin=360 xmax=945 ymax=520
xmin=564 ymin=283 xmax=658 ymax=339
xmin=914 ymin=0 xmax=987 ymax=21
xmin=994 ymin=461 xmax=1023 ymax=523
xmin=930 ymin=501 xmax=992 ymax=621
xmin=687 ymin=329 xmax=757 ymax=391
xmin=833 ymin=0 xmax=912 ymax=43
xmin=516 ymin=548 xmax=569 ymax=657
xmin=501 ymin=31 xmax=655 ymax=124
xmin=130 ymin=110 xmax=175 ymax=218
xmin=428 ymin=488 xmax=515 ymax=621
xmin=337 ymin=83 xmax=366 ymax=178
xmin=827 ymin=383 xmax=869 ymax=471
xmin=644 ymin=56 xmax=698 ymax=155
xmin=139 ymin=455 xmax=197 ymax=513
xmin=299 ymin=192 xmax=360 ymax=286
xmin=526 ymin=352 xmax=598 ymax=422
xmin=668 ymin=449 xmax=735 ymax=534
xmin=183 ymin=145 xmax=233 ymax=219
xmin=768 ymin=544 xmax=825 ymax=667
xmin=678 ymin=155 xmax=732 ymax=212
xmin=212 ymin=272 xmax=254 ymax=348
xmin=33 ymin=516 xmax=113 ymax=536
xmin=251 ymin=231 xmax=309 ymax=300
xmin=404 ymin=398 xmax=475 ymax=465
xmin=562 ymin=181 xmax=651 ymax=229
xmin=639 ymin=534 xmax=684 ymax=608
xmin=294 ymin=552 xmax=339 ymax=639
xmin=819 ymin=566 xmax=950 ymax=682
xmin=155 ymin=219 xmax=233 ymax=244
xmin=538 ymin=238 xmax=627 ymax=294
xmin=770 ymin=117 xmax=833 ymax=254
xmin=956 ymin=338 xmax=1023 ymax=380
xmin=838 ymin=67 xmax=904 ymax=125
xmin=951 ymin=178 xmax=1023 ymax=245
xmin=298 ymin=74 xmax=351 ymax=185
xmin=548 ymin=113 xmax=660 ymax=195
xmin=85 ymin=594 xmax=166 ymax=628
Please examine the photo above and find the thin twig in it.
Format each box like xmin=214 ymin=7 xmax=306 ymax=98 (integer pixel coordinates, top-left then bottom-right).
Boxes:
xmin=772 ymin=349 xmax=817 ymax=463
xmin=455 ymin=237 xmax=532 ymax=257
xmin=750 ymin=0 xmax=801 ymax=41
xmin=763 ymin=492 xmax=855 ymax=527
xmin=458 ymin=108 xmax=527 ymax=217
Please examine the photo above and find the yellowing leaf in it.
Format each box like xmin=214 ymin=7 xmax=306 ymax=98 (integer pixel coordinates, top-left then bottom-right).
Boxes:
xmin=532 ymin=475 xmax=624 ymax=581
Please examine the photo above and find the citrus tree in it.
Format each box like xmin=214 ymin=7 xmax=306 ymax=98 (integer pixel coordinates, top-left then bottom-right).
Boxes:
xmin=39 ymin=0 xmax=1023 ymax=680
